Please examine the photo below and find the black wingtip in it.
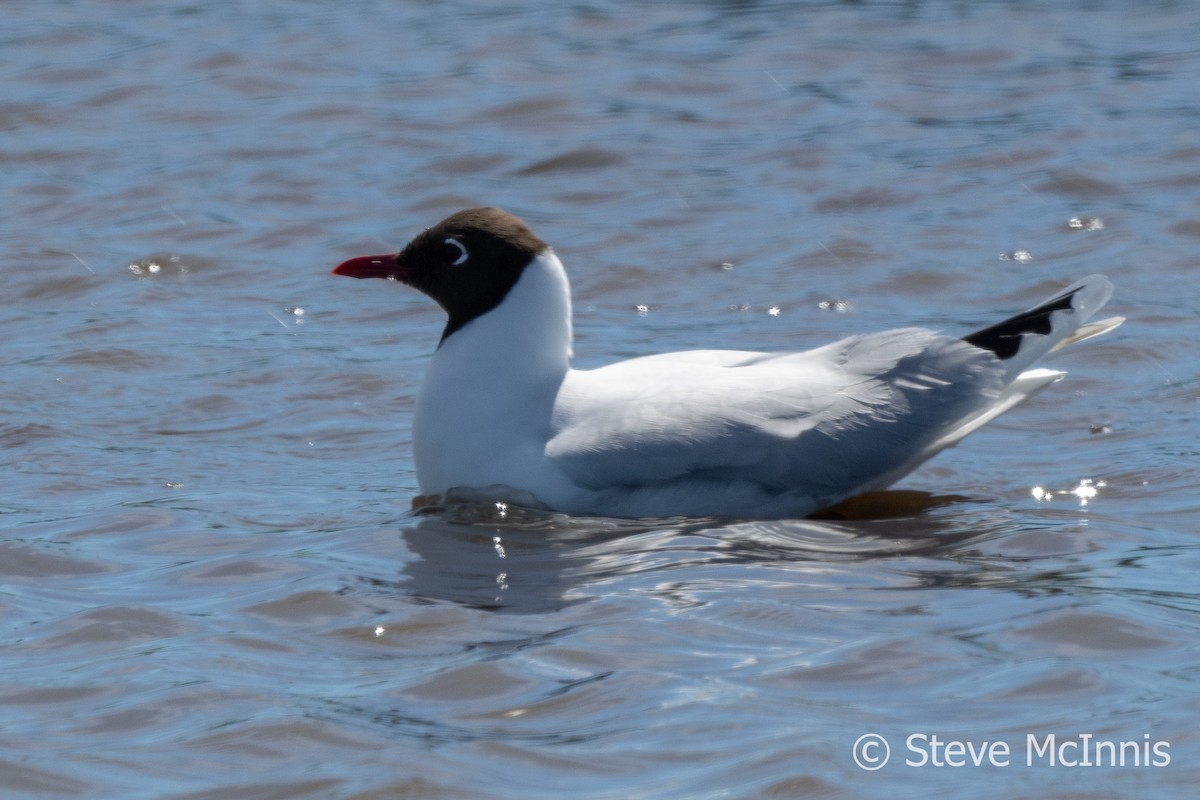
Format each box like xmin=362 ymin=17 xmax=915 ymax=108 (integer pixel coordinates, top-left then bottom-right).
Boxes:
xmin=963 ymin=287 xmax=1080 ymax=360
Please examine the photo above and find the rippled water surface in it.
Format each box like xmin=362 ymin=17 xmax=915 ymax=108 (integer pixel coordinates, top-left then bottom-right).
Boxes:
xmin=4 ymin=1 xmax=1200 ymax=797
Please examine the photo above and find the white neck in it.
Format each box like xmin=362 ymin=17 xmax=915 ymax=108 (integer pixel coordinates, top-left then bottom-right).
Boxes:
xmin=412 ymin=249 xmax=574 ymax=494
xmin=436 ymin=249 xmax=572 ymax=373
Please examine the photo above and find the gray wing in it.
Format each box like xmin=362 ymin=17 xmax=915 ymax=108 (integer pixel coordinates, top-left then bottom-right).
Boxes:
xmin=548 ymin=328 xmax=1008 ymax=504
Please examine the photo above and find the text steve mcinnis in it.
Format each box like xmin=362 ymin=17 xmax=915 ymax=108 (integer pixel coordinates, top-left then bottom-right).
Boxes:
xmin=904 ymin=732 xmax=1171 ymax=768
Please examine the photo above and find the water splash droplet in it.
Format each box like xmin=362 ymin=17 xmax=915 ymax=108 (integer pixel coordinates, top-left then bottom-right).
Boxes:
xmin=1067 ymin=216 xmax=1104 ymax=231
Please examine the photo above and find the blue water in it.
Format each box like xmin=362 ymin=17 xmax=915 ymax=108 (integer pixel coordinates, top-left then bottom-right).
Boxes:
xmin=4 ymin=1 xmax=1200 ymax=797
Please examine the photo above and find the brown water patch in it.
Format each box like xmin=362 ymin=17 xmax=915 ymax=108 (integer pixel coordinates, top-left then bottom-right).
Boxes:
xmin=1014 ymin=612 xmax=1172 ymax=655
xmin=514 ymin=147 xmax=624 ymax=176
xmin=244 ymin=590 xmax=358 ymax=624
xmin=59 ymin=347 xmax=166 ymax=369
xmin=814 ymin=187 xmax=912 ymax=213
xmin=0 ymin=543 xmax=112 ymax=579
xmin=0 ymin=759 xmax=89 ymax=797
xmin=1034 ymin=170 xmax=1122 ymax=198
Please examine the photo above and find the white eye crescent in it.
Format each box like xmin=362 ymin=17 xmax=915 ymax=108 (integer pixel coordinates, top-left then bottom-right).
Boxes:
xmin=443 ymin=238 xmax=468 ymax=266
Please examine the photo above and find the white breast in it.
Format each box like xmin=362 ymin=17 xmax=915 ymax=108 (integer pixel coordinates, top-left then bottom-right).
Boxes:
xmin=412 ymin=250 xmax=576 ymax=500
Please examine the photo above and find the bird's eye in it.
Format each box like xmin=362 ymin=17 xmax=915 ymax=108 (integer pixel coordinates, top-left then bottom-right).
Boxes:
xmin=441 ymin=238 xmax=468 ymax=266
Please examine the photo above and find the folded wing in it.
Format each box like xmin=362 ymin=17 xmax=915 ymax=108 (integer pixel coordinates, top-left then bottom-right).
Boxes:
xmin=548 ymin=274 xmax=1121 ymax=510
xmin=550 ymin=329 xmax=1005 ymax=507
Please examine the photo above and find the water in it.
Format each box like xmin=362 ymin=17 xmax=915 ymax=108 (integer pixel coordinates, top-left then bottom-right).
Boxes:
xmin=4 ymin=1 xmax=1200 ymax=797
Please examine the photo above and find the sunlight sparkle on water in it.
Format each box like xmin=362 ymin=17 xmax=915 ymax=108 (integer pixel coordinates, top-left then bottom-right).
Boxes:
xmin=128 ymin=255 xmax=186 ymax=276
xmin=1031 ymin=478 xmax=1105 ymax=506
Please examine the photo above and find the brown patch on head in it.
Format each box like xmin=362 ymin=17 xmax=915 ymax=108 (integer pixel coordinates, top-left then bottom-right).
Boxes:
xmin=422 ymin=207 xmax=547 ymax=255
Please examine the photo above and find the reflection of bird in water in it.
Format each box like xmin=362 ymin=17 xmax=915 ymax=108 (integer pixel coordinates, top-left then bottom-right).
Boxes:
xmin=393 ymin=494 xmax=998 ymax=615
